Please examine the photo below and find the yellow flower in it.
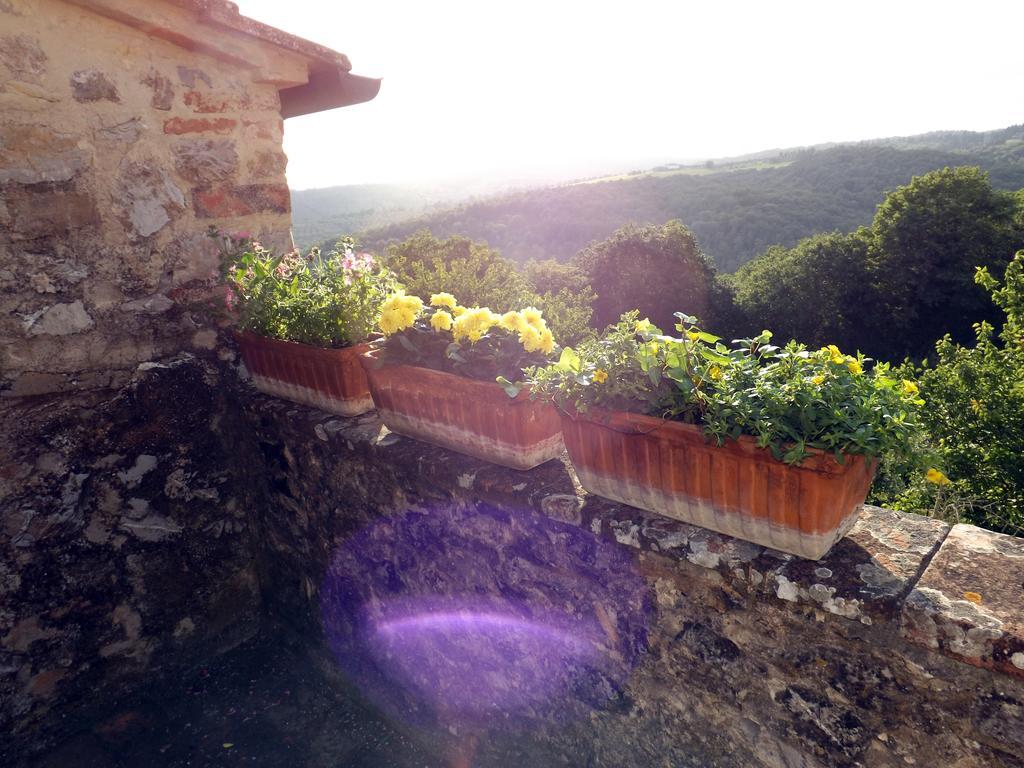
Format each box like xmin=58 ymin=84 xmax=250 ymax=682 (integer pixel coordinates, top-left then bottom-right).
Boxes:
xmin=686 ymin=331 xmax=700 ymax=342
xmin=823 ymin=344 xmax=844 ymax=364
xmin=593 ymin=368 xmax=608 ymax=383
xmin=970 ymin=398 xmax=982 ymax=414
xmin=519 ymin=324 xmax=543 ymax=353
xmin=708 ymin=365 xmax=723 ymax=381
xmin=925 ymin=468 xmax=951 ymax=486
xmin=499 ymin=311 xmax=525 ymax=332
xmin=430 ymin=310 xmax=453 ymax=332
xmin=634 ymin=318 xmax=654 ymax=334
xmin=539 ymin=327 xmax=555 ymax=355
xmin=430 ymin=292 xmax=457 ymax=309
xmin=901 ymin=380 xmax=919 ymax=397
xmin=811 ymin=374 xmax=826 ymax=386
xmin=521 ymin=306 xmax=544 ymax=328
xmin=378 ymin=292 xmax=422 ymax=335
xmin=846 ymin=359 xmax=863 ymax=375
xmin=452 ymin=305 xmax=467 ymax=317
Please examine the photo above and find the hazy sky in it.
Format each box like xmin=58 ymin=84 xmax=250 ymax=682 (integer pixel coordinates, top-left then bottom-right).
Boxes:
xmin=235 ymin=0 xmax=1023 ymax=190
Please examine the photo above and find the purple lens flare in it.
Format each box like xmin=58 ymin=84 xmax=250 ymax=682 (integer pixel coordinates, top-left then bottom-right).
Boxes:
xmin=319 ymin=503 xmax=651 ymax=732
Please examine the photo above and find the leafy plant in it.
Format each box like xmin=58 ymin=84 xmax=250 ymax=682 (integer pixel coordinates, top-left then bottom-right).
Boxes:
xmin=222 ymin=236 xmax=398 ymax=348
xmin=876 ymin=250 xmax=1024 ymax=533
xmin=524 ymin=312 xmax=926 ymax=466
xmin=370 ymin=292 xmax=558 ymax=382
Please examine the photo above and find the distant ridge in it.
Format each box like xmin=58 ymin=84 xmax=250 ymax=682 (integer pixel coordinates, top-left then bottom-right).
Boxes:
xmin=293 ymin=124 xmax=1024 ymax=271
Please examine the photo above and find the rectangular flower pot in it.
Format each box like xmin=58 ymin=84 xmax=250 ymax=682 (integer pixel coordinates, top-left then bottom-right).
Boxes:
xmin=560 ymin=408 xmax=877 ymax=560
xmin=234 ymin=331 xmax=374 ymax=416
xmin=360 ymin=350 xmax=564 ymax=470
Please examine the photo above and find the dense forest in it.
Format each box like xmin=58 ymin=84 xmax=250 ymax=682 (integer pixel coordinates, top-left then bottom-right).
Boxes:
xmin=346 ymin=126 xmax=1024 ymax=272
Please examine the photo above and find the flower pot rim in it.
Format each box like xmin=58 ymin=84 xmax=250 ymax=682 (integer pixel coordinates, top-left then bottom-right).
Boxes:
xmin=234 ymin=329 xmax=370 ymax=355
xmin=563 ymin=404 xmax=871 ymax=477
xmin=360 ymin=347 xmax=534 ymax=404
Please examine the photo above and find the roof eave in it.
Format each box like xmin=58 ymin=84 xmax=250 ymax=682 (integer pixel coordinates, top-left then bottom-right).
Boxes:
xmin=280 ymin=69 xmax=382 ymax=120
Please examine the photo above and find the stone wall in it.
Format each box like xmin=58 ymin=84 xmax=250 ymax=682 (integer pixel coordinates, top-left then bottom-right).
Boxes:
xmin=1 ymin=0 xmax=295 ymax=397
xmin=0 ymin=355 xmax=267 ymax=756
xmin=246 ymin=391 xmax=1024 ymax=768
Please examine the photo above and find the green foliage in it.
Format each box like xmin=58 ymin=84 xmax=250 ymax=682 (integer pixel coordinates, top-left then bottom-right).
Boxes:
xmin=878 ymin=251 xmax=1024 ymax=533
xmin=383 ymin=230 xmax=534 ymax=311
xmin=727 ymin=231 xmax=874 ymax=352
xmin=730 ymin=167 xmax=1024 ymax=361
xmin=572 ymin=220 xmax=717 ymax=333
xmin=525 ymin=313 xmax=925 ymax=466
xmin=222 ymin=236 xmax=397 ymax=347
xmin=868 ymin=166 xmax=1024 ymax=357
xmin=522 ymin=260 xmax=596 ymax=345
xmin=356 ymin=135 xmax=1024 ymax=272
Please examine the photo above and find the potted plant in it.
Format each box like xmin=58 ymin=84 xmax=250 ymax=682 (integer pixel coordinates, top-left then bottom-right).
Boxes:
xmin=360 ymin=292 xmax=563 ymax=469
xmin=521 ymin=312 xmax=927 ymax=559
xmin=223 ymin=236 xmax=398 ymax=416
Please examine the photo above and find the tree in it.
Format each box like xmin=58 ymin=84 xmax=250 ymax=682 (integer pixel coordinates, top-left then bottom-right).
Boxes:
xmin=867 ymin=167 xmax=1024 ymax=359
xmin=572 ymin=220 xmax=717 ymax=332
xmin=728 ymin=230 xmax=874 ymax=352
xmin=522 ymin=260 xmax=596 ymax=344
xmin=383 ymin=230 xmax=533 ymax=311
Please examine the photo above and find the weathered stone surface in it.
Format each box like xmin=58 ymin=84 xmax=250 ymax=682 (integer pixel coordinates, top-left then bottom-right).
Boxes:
xmin=247 ymin=149 xmax=288 ymax=179
xmin=3 ymin=185 xmax=98 ymax=239
xmin=237 ymin=391 xmax=1024 ymax=768
xmin=193 ymin=183 xmax=290 ymax=218
xmin=119 ymin=294 xmax=174 ymax=314
xmin=175 ymin=65 xmax=212 ymax=88
xmin=116 ymin=161 xmax=185 ymax=238
xmin=0 ymin=125 xmax=91 ymax=185
xmin=0 ymin=358 xmax=266 ymax=756
xmin=23 ymin=300 xmax=93 ymax=337
xmin=69 ymin=69 xmax=119 ymax=102
xmin=0 ymin=34 xmax=46 ymax=83
xmin=903 ymin=523 xmax=1024 ymax=678
xmin=162 ymin=116 xmax=236 ymax=135
xmin=171 ymin=138 xmax=237 ymax=183
xmin=96 ymin=117 xmax=145 ymax=143
xmin=182 ymin=89 xmax=278 ymax=113
xmin=141 ymin=68 xmax=173 ymax=110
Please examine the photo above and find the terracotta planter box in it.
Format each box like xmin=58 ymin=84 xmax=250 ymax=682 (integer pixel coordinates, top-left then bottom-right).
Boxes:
xmin=234 ymin=331 xmax=374 ymax=416
xmin=560 ymin=408 xmax=878 ymax=560
xmin=360 ymin=350 xmax=564 ymax=470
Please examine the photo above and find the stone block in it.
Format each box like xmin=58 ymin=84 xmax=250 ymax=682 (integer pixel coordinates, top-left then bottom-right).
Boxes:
xmin=0 ymin=125 xmax=91 ymax=185
xmin=23 ymin=300 xmax=94 ymax=337
xmin=172 ymin=138 xmax=238 ymax=183
xmin=163 ymin=117 xmax=237 ymax=135
xmin=903 ymin=523 xmax=1024 ymax=678
xmin=70 ymin=69 xmax=119 ymax=102
xmin=0 ymin=34 xmax=46 ymax=83
xmin=193 ymin=183 xmax=290 ymax=219
xmin=97 ymin=118 xmax=145 ymax=143
xmin=116 ymin=161 xmax=185 ymax=238
xmin=5 ymin=185 xmax=99 ymax=239
xmin=248 ymin=149 xmax=287 ymax=179
xmin=142 ymin=68 xmax=174 ymax=110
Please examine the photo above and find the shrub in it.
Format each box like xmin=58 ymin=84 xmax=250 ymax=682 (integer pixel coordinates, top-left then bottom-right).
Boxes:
xmin=877 ymin=250 xmax=1024 ymax=533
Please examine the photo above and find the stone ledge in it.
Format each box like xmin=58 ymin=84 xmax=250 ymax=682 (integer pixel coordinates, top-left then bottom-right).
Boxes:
xmin=903 ymin=524 xmax=1024 ymax=679
xmin=243 ymin=385 xmax=1024 ymax=679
